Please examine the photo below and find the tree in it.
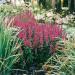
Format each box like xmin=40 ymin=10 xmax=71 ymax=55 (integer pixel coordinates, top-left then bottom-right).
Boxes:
xmin=69 ymin=0 xmax=75 ymax=12
xmin=38 ymin=0 xmax=51 ymax=10
xmin=74 ymin=0 xmax=75 ymax=11
xmin=51 ymin=0 xmax=56 ymax=9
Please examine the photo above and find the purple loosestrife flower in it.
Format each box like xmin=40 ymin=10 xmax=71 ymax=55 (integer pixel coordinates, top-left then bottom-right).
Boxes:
xmin=24 ymin=40 xmax=31 ymax=47
xmin=13 ymin=11 xmax=66 ymax=52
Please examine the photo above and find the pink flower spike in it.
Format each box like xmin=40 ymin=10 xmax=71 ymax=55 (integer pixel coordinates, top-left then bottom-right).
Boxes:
xmin=24 ymin=40 xmax=31 ymax=47
xmin=18 ymin=32 xmax=25 ymax=39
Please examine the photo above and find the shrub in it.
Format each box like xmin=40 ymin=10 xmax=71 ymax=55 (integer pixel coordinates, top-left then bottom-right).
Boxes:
xmin=13 ymin=11 xmax=65 ymax=70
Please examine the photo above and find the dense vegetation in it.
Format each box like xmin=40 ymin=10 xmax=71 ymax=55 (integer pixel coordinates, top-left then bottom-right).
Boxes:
xmin=0 ymin=0 xmax=75 ymax=75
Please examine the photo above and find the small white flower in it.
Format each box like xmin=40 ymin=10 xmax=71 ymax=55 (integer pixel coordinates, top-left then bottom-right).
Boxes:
xmin=46 ymin=11 xmax=54 ymax=17
xmin=62 ymin=18 xmax=68 ymax=24
xmin=35 ymin=14 xmax=44 ymax=20
xmin=55 ymin=18 xmax=62 ymax=24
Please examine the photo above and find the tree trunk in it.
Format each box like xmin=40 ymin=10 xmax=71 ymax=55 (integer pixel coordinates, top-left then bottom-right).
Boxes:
xmin=74 ymin=0 xmax=75 ymax=11
xmin=51 ymin=0 xmax=56 ymax=9
xmin=69 ymin=0 xmax=74 ymax=12
xmin=56 ymin=0 xmax=62 ymax=12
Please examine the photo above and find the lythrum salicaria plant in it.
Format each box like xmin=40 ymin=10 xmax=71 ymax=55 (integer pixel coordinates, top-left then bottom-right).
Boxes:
xmin=14 ymin=11 xmax=65 ymax=50
xmin=13 ymin=11 xmax=66 ymax=69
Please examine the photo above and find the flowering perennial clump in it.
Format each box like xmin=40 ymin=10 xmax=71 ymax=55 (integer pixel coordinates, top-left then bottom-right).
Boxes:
xmin=13 ymin=11 xmax=65 ymax=52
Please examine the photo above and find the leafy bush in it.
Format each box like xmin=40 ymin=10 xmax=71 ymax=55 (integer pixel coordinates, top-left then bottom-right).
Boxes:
xmin=0 ymin=4 xmax=26 ymax=17
xmin=12 ymin=11 xmax=65 ymax=70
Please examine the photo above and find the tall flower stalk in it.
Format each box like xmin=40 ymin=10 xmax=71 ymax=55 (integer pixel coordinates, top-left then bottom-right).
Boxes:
xmin=13 ymin=11 xmax=65 ymax=52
